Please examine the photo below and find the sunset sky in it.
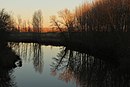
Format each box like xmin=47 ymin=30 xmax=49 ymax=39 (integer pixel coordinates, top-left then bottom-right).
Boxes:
xmin=0 ymin=0 xmax=93 ymax=27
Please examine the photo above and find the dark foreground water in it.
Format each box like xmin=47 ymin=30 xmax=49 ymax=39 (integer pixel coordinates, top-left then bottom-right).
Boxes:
xmin=0 ymin=43 xmax=130 ymax=87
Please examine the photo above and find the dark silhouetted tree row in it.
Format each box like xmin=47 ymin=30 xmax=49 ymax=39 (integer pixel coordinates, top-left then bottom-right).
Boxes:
xmin=75 ymin=0 xmax=130 ymax=32
xmin=51 ymin=0 xmax=130 ymax=32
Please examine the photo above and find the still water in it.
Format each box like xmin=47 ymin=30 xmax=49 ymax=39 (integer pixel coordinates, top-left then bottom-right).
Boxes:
xmin=0 ymin=43 xmax=130 ymax=87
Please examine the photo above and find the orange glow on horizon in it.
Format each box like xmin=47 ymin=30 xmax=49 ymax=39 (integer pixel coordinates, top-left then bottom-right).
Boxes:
xmin=17 ymin=27 xmax=67 ymax=33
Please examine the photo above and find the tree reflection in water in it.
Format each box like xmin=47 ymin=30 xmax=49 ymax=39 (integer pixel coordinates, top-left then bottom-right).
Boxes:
xmin=33 ymin=43 xmax=43 ymax=73
xmin=0 ymin=44 xmax=22 ymax=87
xmin=9 ymin=43 xmax=44 ymax=73
xmin=51 ymin=47 xmax=130 ymax=87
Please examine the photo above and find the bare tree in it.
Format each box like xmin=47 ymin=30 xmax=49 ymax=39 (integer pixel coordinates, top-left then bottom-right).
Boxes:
xmin=0 ymin=9 xmax=17 ymax=41
xmin=27 ymin=20 xmax=32 ymax=32
xmin=51 ymin=9 xmax=75 ymax=31
xmin=0 ymin=9 xmax=14 ymax=31
xmin=50 ymin=9 xmax=75 ymax=41
xmin=59 ymin=9 xmax=75 ymax=32
xmin=32 ymin=10 xmax=43 ymax=32
xmin=50 ymin=15 xmax=63 ymax=32
xmin=17 ymin=15 xmax=22 ymax=32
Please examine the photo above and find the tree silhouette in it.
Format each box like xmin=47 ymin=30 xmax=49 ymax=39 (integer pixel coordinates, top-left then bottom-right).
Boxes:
xmin=74 ymin=0 xmax=130 ymax=32
xmin=32 ymin=10 xmax=43 ymax=32
xmin=0 ymin=9 xmax=16 ymax=41
xmin=17 ymin=15 xmax=22 ymax=32
xmin=51 ymin=9 xmax=74 ymax=32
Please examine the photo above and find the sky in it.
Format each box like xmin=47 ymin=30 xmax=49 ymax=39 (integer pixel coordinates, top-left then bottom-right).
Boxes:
xmin=0 ymin=0 xmax=93 ymax=27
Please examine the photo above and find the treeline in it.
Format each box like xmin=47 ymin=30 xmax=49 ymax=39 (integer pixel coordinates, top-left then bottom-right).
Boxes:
xmin=0 ymin=9 xmax=44 ymax=33
xmin=51 ymin=0 xmax=130 ymax=32
xmin=16 ymin=9 xmax=43 ymax=32
xmin=1 ymin=0 xmax=130 ymax=34
xmin=1 ymin=0 xmax=130 ymax=33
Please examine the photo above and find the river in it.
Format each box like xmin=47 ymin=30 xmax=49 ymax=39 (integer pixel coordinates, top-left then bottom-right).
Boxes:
xmin=0 ymin=43 xmax=129 ymax=87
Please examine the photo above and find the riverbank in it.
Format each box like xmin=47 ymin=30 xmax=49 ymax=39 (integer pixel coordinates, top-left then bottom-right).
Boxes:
xmin=1 ymin=31 xmax=130 ymax=72
xmin=7 ymin=32 xmax=130 ymax=50
xmin=3 ymin=32 xmax=130 ymax=63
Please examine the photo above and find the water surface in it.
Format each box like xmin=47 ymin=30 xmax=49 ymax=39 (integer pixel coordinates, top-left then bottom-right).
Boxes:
xmin=0 ymin=43 xmax=130 ymax=87
xmin=11 ymin=43 xmax=76 ymax=87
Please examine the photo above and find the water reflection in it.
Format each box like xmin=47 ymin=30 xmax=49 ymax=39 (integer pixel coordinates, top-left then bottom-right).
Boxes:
xmin=0 ymin=44 xmax=22 ymax=87
xmin=9 ymin=43 xmax=44 ymax=73
xmin=51 ymin=47 xmax=130 ymax=87
xmin=33 ymin=43 xmax=43 ymax=73
xmin=6 ymin=43 xmax=130 ymax=87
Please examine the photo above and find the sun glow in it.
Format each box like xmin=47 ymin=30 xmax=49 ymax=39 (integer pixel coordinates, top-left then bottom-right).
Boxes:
xmin=0 ymin=0 xmax=96 ymax=29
